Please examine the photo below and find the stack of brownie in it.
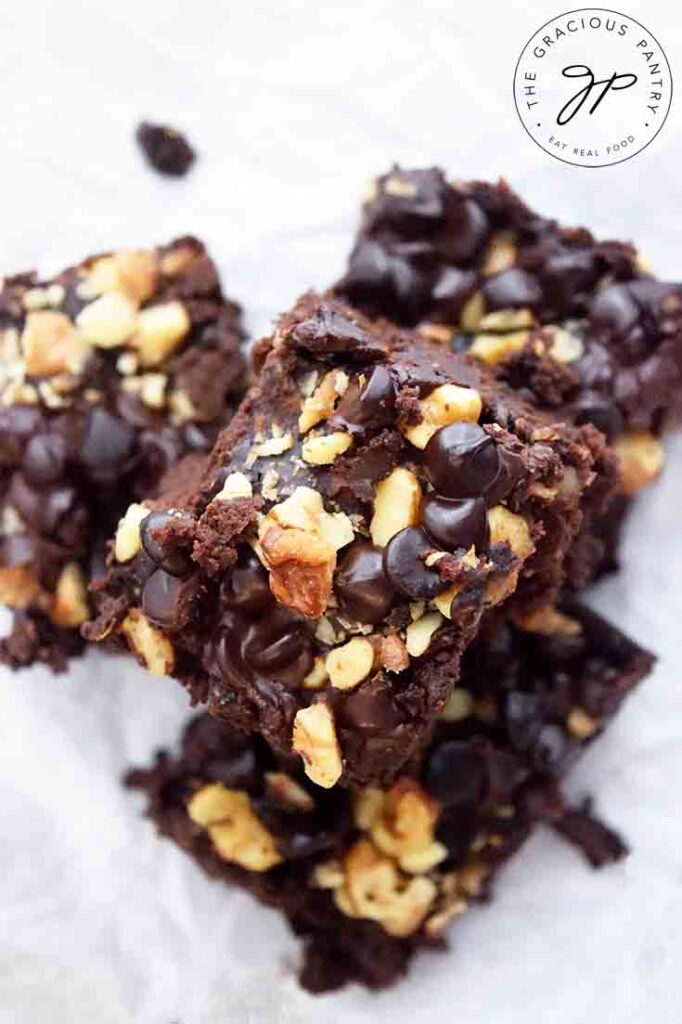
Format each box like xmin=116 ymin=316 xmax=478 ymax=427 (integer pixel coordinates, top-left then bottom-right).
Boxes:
xmin=1 ymin=168 xmax=678 ymax=993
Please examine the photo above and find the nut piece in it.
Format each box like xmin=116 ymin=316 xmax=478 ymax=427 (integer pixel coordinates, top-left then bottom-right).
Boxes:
xmin=614 ymin=430 xmax=665 ymax=495
xmin=369 ymin=781 xmax=447 ymax=875
xmin=0 ymin=565 xmax=42 ymax=609
xmin=21 ymin=311 xmax=89 ymax=377
xmin=482 ymin=232 xmax=517 ymax=276
xmin=459 ymin=291 xmax=486 ymax=331
xmin=298 ymin=369 xmax=348 ymax=433
xmin=487 ymin=505 xmax=534 ymax=559
xmin=469 ymin=330 xmax=529 ymax=365
xmin=132 ymin=300 xmax=191 ymax=366
xmin=567 ymin=707 xmax=599 ymax=740
xmin=478 ymin=309 xmax=536 ymax=331
xmin=403 ymin=383 xmax=482 ymax=449
xmin=51 ymin=562 xmax=89 ymax=628
xmin=213 ymin=472 xmax=253 ymax=501
xmin=544 ymin=326 xmax=584 ymax=364
xmin=336 ymin=839 xmax=437 ymax=937
xmin=265 ymin=772 xmax=315 ymax=812
xmin=326 ymin=637 xmax=375 ymax=690
xmin=440 ymin=687 xmax=474 ymax=722
xmin=370 ymin=467 xmax=422 ymax=546
xmin=514 ymin=606 xmax=581 ymax=636
xmin=188 ymin=783 xmax=282 ymax=872
xmin=76 ymin=292 xmax=138 ymax=348
xmin=377 ymin=633 xmax=410 ymax=673
xmin=83 ymin=250 xmax=159 ymax=305
xmin=114 ymin=503 xmax=149 ymax=562
xmin=302 ymin=656 xmax=330 ymax=690
xmin=405 ymin=611 xmax=443 ymax=657
xmin=292 ymin=702 xmax=343 ymax=789
xmin=120 ymin=608 xmax=175 ymax=676
xmin=301 ymin=431 xmax=353 ymax=465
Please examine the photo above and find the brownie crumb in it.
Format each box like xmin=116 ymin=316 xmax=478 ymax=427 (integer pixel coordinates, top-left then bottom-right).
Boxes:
xmin=136 ymin=121 xmax=196 ymax=177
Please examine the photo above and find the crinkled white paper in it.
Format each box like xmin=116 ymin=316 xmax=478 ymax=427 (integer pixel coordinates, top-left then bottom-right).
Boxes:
xmin=1 ymin=1 xmax=681 ymax=1021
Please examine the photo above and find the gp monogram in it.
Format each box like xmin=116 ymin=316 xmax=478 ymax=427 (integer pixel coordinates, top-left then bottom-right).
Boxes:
xmin=513 ymin=9 xmax=672 ymax=167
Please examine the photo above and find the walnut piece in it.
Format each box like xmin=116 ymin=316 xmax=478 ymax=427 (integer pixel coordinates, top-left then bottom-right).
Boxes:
xmin=132 ymin=300 xmax=191 ymax=366
xmin=292 ymin=702 xmax=343 ymax=789
xmin=403 ymin=383 xmax=482 ymax=449
xmin=469 ymin=329 xmax=530 ymax=365
xmin=51 ymin=562 xmax=89 ymax=628
xmin=368 ymin=780 xmax=447 ymax=875
xmin=326 ymin=637 xmax=375 ymax=690
xmin=301 ymin=431 xmax=353 ymax=465
xmin=121 ymin=608 xmax=175 ymax=676
xmin=298 ymin=369 xmax=348 ymax=433
xmin=487 ymin=505 xmax=534 ymax=559
xmin=264 ymin=771 xmax=315 ymax=812
xmin=75 ymin=292 xmax=138 ymax=348
xmin=213 ymin=471 xmax=253 ymax=501
xmin=614 ymin=430 xmax=664 ymax=495
xmin=514 ymin=606 xmax=581 ymax=636
xmin=83 ymin=250 xmax=159 ymax=305
xmin=21 ymin=311 xmax=89 ymax=377
xmin=0 ymin=565 xmax=42 ymax=609
xmin=188 ymin=783 xmax=282 ymax=872
xmin=405 ymin=611 xmax=443 ymax=657
xmin=114 ymin=503 xmax=149 ymax=563
xmin=370 ymin=467 xmax=422 ymax=546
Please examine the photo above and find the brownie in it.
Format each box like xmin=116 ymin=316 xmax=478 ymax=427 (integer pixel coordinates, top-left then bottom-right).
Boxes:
xmin=126 ymin=603 xmax=654 ymax=993
xmin=0 ymin=238 xmax=246 ymax=670
xmin=336 ymin=167 xmax=681 ymax=573
xmin=136 ymin=122 xmax=196 ymax=177
xmin=89 ymin=293 xmax=617 ymax=787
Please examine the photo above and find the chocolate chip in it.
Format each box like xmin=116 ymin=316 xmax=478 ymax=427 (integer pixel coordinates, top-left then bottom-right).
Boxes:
xmin=340 ymin=678 xmax=402 ymax=733
xmin=424 ymin=422 xmax=500 ymax=499
xmin=136 ymin=121 xmax=196 ymax=177
xmin=338 ymin=240 xmax=432 ymax=324
xmin=140 ymin=509 xmax=194 ymax=576
xmin=81 ymin=408 xmax=136 ymax=484
xmin=573 ymin=390 xmax=623 ymax=439
xmin=422 ymin=495 xmax=488 ymax=551
xmin=221 ymin=554 xmax=273 ymax=614
xmin=383 ymin=526 xmax=441 ymax=599
xmin=483 ymin=268 xmax=542 ymax=311
xmin=335 ymin=542 xmax=395 ymax=624
xmin=22 ymin=434 xmax=67 ymax=488
xmin=430 ymin=265 xmax=478 ymax=321
xmin=0 ymin=407 xmax=43 ymax=466
xmin=141 ymin=569 xmax=198 ymax=630
xmin=242 ymin=608 xmax=312 ymax=678
xmin=439 ymin=198 xmax=490 ymax=263
xmin=332 ymin=366 xmax=396 ymax=434
xmin=424 ymin=739 xmax=486 ymax=806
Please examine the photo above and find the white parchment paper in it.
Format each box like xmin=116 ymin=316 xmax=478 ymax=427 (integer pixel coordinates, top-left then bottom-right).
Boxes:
xmin=1 ymin=1 xmax=681 ymax=1020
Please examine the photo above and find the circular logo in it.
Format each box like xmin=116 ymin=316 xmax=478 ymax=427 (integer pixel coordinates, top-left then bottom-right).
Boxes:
xmin=513 ymin=8 xmax=672 ymax=167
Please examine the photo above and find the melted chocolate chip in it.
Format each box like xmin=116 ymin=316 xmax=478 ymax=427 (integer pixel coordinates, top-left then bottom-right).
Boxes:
xmin=483 ymin=268 xmax=543 ymax=311
xmin=335 ymin=542 xmax=395 ymax=624
xmin=221 ymin=554 xmax=273 ymax=614
xmin=340 ymin=678 xmax=402 ymax=733
xmin=424 ymin=422 xmax=500 ymax=499
xmin=332 ymin=366 xmax=396 ymax=433
xmin=422 ymin=495 xmax=488 ymax=551
xmin=383 ymin=526 xmax=441 ymax=599
xmin=140 ymin=509 xmax=194 ymax=576
xmin=440 ymin=198 xmax=490 ymax=263
xmin=573 ymin=390 xmax=623 ymax=439
xmin=142 ymin=569 xmax=198 ymax=630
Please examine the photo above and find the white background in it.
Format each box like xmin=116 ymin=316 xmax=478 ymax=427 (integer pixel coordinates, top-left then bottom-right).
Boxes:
xmin=1 ymin=1 xmax=681 ymax=1021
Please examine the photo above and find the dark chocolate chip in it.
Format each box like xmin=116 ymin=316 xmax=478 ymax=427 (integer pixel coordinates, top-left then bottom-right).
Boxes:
xmin=221 ymin=554 xmax=273 ymax=615
xmin=335 ymin=542 xmax=396 ymax=624
xmin=0 ymin=407 xmax=43 ymax=466
xmin=22 ymin=434 xmax=67 ymax=488
xmin=430 ymin=265 xmax=478 ymax=321
xmin=424 ymin=422 xmax=500 ymax=499
xmin=81 ymin=408 xmax=136 ymax=484
xmin=141 ymin=569 xmax=197 ymax=630
xmin=439 ymin=199 xmax=490 ymax=263
xmin=340 ymin=679 xmax=402 ymax=733
xmin=483 ymin=268 xmax=542 ymax=311
xmin=422 ymin=495 xmax=488 ymax=551
xmin=140 ymin=509 xmax=194 ymax=576
xmin=573 ymin=390 xmax=623 ymax=439
xmin=383 ymin=526 xmax=441 ymax=599
xmin=424 ymin=739 xmax=486 ymax=806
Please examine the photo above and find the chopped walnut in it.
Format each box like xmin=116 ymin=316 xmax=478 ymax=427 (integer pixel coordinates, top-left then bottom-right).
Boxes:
xmin=567 ymin=707 xmax=599 ymax=740
xmin=469 ymin=330 xmax=530 ymax=365
xmin=326 ymin=637 xmax=375 ymax=690
xmin=377 ymin=633 xmax=410 ymax=673
xmin=114 ymin=503 xmax=149 ymax=562
xmin=120 ymin=609 xmax=175 ymax=676
xmin=188 ymin=783 xmax=282 ymax=872
xmin=368 ymin=780 xmax=447 ymax=875
xmin=405 ymin=611 xmax=444 ymax=657
xmin=82 ymin=250 xmax=159 ymax=305
xmin=292 ymin=702 xmax=343 ymax=789
xmin=370 ymin=467 xmax=422 ymax=546
xmin=75 ymin=292 xmax=138 ymax=348
xmin=514 ymin=606 xmax=581 ymax=636
xmin=403 ymin=383 xmax=482 ymax=449
xmin=487 ymin=505 xmax=534 ymax=559
xmin=335 ymin=839 xmax=437 ymax=938
xmin=440 ymin=688 xmax=474 ymax=722
xmin=614 ymin=430 xmax=665 ymax=495
xmin=264 ymin=772 xmax=315 ymax=812
xmin=21 ymin=311 xmax=89 ymax=377
xmin=132 ymin=300 xmax=191 ymax=367
xmin=298 ymin=369 xmax=349 ymax=433
xmin=301 ymin=431 xmax=353 ymax=465
xmin=0 ymin=565 xmax=42 ymax=609
xmin=302 ymin=656 xmax=330 ymax=690
xmin=51 ymin=562 xmax=89 ymax=628
xmin=214 ymin=472 xmax=253 ymax=501
xmin=482 ymin=232 xmax=517 ymax=276
xmin=459 ymin=291 xmax=486 ymax=331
